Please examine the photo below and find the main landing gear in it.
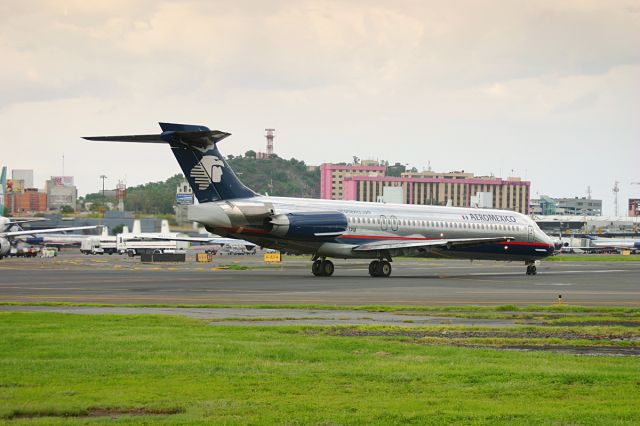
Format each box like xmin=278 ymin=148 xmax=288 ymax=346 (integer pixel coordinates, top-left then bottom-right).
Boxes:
xmin=525 ymin=261 xmax=537 ymax=276
xmin=369 ymin=260 xmax=392 ymax=278
xmin=312 ymin=258 xmax=335 ymax=277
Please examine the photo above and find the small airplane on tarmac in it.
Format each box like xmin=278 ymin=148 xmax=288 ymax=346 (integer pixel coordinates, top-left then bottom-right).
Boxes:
xmin=0 ymin=216 xmax=99 ymax=260
xmin=85 ymin=122 xmax=555 ymax=277
xmin=554 ymin=235 xmax=640 ymax=254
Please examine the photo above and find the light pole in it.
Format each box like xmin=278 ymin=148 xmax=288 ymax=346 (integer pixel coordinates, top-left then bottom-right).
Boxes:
xmin=100 ymin=175 xmax=107 ymax=202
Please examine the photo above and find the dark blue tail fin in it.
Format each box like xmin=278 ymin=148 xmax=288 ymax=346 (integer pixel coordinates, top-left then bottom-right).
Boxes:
xmin=159 ymin=123 xmax=256 ymax=202
xmin=84 ymin=122 xmax=256 ymax=203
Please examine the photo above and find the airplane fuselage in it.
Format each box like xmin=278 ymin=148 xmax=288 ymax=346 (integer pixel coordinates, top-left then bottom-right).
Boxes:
xmin=189 ymin=196 xmax=554 ymax=261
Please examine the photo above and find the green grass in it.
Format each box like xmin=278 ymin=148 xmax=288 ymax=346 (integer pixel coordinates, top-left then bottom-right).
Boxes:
xmin=1 ymin=313 xmax=639 ymax=424
xmin=547 ymin=255 xmax=640 ymax=262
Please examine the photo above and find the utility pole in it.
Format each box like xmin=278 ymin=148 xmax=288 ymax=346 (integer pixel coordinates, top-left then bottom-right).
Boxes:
xmin=100 ymin=175 xmax=107 ymax=201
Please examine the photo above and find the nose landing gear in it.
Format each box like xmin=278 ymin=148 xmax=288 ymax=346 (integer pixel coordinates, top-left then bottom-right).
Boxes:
xmin=312 ymin=258 xmax=335 ymax=277
xmin=525 ymin=261 xmax=538 ymax=276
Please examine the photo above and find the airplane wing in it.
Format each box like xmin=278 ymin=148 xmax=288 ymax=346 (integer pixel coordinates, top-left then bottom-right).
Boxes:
xmin=125 ymin=235 xmax=257 ymax=247
xmin=1 ymin=225 xmax=99 ymax=238
xmin=352 ymin=236 xmax=514 ymax=253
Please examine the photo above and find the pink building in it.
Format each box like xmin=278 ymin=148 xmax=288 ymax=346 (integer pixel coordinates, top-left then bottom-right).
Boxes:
xmin=320 ymin=163 xmax=386 ymax=200
xmin=342 ymin=175 xmax=531 ymax=214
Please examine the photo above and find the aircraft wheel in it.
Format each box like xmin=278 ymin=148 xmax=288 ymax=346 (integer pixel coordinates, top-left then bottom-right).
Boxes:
xmin=378 ymin=260 xmax=392 ymax=278
xmin=369 ymin=260 xmax=379 ymax=277
xmin=312 ymin=260 xmax=322 ymax=276
xmin=531 ymin=265 xmax=537 ymax=275
xmin=321 ymin=260 xmax=335 ymax=277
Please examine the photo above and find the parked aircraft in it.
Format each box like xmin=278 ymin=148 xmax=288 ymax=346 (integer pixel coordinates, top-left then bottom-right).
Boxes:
xmin=119 ymin=219 xmax=256 ymax=255
xmin=85 ymin=122 xmax=554 ymax=276
xmin=0 ymin=216 xmax=98 ymax=259
xmin=555 ymin=235 xmax=640 ymax=254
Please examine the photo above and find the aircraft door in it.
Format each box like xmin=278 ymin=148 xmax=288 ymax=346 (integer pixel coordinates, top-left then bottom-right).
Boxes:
xmin=380 ymin=215 xmax=388 ymax=231
xmin=527 ymin=225 xmax=534 ymax=242
xmin=390 ymin=215 xmax=399 ymax=231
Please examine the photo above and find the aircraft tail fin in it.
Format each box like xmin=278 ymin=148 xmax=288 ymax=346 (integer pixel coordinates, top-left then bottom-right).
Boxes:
xmin=161 ymin=219 xmax=170 ymax=234
xmin=132 ymin=220 xmax=141 ymax=234
xmin=84 ymin=123 xmax=256 ymax=203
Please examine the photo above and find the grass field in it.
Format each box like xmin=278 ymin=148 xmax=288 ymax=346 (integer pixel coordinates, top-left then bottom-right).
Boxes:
xmin=1 ymin=312 xmax=639 ymax=425
xmin=546 ymin=255 xmax=640 ymax=262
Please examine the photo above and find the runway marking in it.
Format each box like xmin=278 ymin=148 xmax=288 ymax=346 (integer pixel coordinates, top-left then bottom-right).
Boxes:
xmin=535 ymin=283 xmax=574 ymax=286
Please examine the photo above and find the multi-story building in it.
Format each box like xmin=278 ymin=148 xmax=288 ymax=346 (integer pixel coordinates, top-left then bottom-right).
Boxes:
xmin=531 ymin=196 xmax=602 ymax=216
xmin=11 ymin=169 xmax=34 ymax=189
xmin=4 ymin=189 xmax=47 ymax=213
xmin=321 ymin=162 xmax=531 ymax=214
xmin=45 ymin=176 xmax=78 ymax=211
xmin=342 ymin=175 xmax=530 ymax=214
xmin=320 ymin=163 xmax=386 ymax=200
xmin=629 ymin=199 xmax=640 ymax=217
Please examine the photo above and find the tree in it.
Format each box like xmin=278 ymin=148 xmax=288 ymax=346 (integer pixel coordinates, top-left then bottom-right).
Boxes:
xmin=60 ymin=205 xmax=75 ymax=214
xmin=245 ymin=150 xmax=256 ymax=159
xmin=111 ymin=224 xmax=125 ymax=235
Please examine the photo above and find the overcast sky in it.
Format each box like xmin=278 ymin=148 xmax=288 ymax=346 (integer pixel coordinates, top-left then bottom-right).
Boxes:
xmin=1 ymin=0 xmax=638 ymax=214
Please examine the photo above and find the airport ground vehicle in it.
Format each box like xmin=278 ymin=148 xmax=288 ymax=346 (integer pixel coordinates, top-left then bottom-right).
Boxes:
xmin=116 ymin=233 xmax=188 ymax=257
xmin=80 ymin=236 xmax=116 ymax=255
xmin=85 ymin=122 xmax=554 ymax=277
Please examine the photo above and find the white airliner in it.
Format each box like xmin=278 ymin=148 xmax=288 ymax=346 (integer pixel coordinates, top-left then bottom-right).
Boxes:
xmin=85 ymin=122 xmax=554 ymax=277
xmin=116 ymin=219 xmax=256 ymax=255
xmin=0 ymin=216 xmax=98 ymax=259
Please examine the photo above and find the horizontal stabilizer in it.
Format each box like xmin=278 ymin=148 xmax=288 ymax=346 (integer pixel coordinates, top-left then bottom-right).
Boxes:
xmin=83 ymin=122 xmax=231 ymax=148
xmin=84 ymin=122 xmax=254 ymax=202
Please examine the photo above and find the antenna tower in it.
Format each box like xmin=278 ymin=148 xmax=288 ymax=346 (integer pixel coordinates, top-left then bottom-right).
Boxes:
xmin=265 ymin=128 xmax=275 ymax=157
xmin=116 ymin=180 xmax=126 ymax=212
xmin=586 ymin=186 xmax=592 ymax=199
xmin=612 ymin=181 xmax=620 ymax=217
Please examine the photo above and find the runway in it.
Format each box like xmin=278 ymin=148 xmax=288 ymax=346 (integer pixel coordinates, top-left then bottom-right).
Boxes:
xmin=0 ymin=252 xmax=639 ymax=306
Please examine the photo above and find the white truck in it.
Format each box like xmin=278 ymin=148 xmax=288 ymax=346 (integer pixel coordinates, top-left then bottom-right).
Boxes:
xmin=115 ymin=220 xmax=188 ymax=257
xmin=79 ymin=228 xmax=117 ymax=255
xmin=116 ymin=233 xmax=188 ymax=257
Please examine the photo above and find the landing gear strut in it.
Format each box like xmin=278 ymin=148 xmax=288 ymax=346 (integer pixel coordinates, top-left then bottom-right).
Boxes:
xmin=525 ymin=262 xmax=537 ymax=276
xmin=312 ymin=258 xmax=334 ymax=277
xmin=369 ymin=260 xmax=392 ymax=278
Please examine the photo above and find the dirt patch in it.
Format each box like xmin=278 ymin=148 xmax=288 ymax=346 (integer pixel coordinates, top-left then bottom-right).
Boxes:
xmin=550 ymin=321 xmax=640 ymax=327
xmin=8 ymin=407 xmax=182 ymax=420
xmin=327 ymin=329 xmax=640 ymax=356
xmin=489 ymin=345 xmax=640 ymax=356
xmin=330 ymin=329 xmax=638 ymax=342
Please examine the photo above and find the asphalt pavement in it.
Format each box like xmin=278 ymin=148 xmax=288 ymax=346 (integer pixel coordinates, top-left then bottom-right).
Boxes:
xmin=0 ymin=251 xmax=638 ymax=306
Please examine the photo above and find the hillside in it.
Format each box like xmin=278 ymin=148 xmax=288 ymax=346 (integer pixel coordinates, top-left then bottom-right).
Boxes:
xmin=226 ymin=155 xmax=320 ymax=198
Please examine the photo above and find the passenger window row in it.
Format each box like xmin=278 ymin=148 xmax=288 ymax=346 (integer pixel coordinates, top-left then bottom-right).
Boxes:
xmin=347 ymin=216 xmax=523 ymax=232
